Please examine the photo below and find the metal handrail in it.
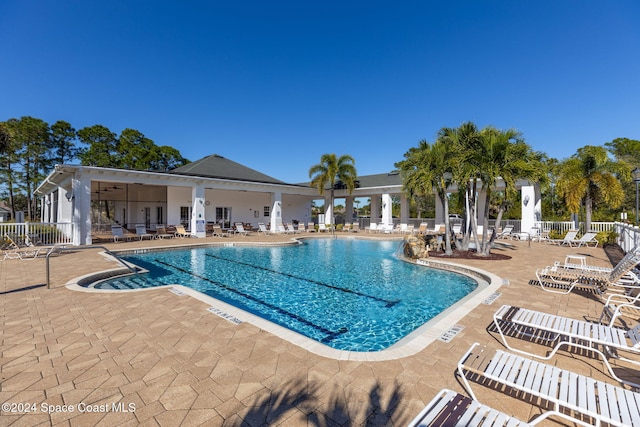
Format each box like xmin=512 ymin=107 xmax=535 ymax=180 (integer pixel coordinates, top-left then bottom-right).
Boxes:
xmin=46 ymin=245 xmax=138 ymax=289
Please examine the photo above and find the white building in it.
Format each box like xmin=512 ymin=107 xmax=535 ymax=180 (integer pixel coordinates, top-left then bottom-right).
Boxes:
xmin=34 ymin=153 xmax=540 ymax=245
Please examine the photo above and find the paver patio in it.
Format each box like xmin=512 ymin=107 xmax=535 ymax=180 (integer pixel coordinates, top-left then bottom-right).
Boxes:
xmin=1 ymin=234 xmax=638 ymax=426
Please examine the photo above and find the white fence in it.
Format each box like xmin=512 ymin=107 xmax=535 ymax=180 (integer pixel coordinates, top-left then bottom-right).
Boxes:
xmin=615 ymin=222 xmax=640 ymax=253
xmin=0 ymin=222 xmax=75 ymax=246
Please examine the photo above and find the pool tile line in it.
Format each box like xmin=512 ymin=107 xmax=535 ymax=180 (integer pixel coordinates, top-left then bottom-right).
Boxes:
xmin=204 ymin=252 xmax=401 ymax=308
xmin=155 ymin=258 xmax=350 ymax=343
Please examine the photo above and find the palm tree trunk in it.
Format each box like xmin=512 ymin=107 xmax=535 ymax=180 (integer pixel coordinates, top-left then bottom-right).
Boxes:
xmin=585 ymin=193 xmax=592 ymax=232
xmin=439 ymin=191 xmax=453 ymax=255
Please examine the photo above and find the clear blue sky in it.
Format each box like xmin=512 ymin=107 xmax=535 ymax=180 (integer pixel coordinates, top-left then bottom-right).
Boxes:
xmin=2 ymin=1 xmax=639 ymax=183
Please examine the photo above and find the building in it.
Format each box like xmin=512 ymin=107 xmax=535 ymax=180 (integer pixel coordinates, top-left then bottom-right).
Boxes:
xmin=34 ymin=154 xmax=540 ymax=245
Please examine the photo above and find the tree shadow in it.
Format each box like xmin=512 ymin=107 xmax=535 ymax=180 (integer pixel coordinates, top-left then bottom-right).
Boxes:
xmin=239 ymin=378 xmax=406 ymax=426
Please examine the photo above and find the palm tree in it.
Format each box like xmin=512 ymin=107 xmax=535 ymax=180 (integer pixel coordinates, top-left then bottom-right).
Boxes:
xmin=438 ymin=122 xmax=483 ymax=251
xmin=396 ymin=139 xmax=456 ymax=254
xmin=557 ymin=145 xmax=627 ymax=232
xmin=472 ymin=127 xmax=546 ymax=255
xmin=308 ymin=154 xmax=358 ymax=225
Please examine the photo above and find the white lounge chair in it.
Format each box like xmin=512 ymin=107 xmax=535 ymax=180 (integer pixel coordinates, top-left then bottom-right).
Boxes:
xmin=496 ymin=224 xmax=514 ymax=239
xmin=350 ymin=223 xmax=360 ymax=233
xmin=211 ymin=225 xmax=228 ymax=237
xmin=548 ymin=230 xmax=579 ymax=246
xmin=367 ymin=223 xmax=378 ymax=233
xmin=493 ymin=304 xmax=640 ymax=388
xmin=155 ymin=225 xmax=174 ymax=239
xmin=233 ymin=222 xmax=250 ymax=236
xmin=173 ymin=224 xmax=190 ymax=238
xmin=307 ymin=222 xmax=316 ymax=232
xmin=285 ymin=223 xmax=298 ymax=234
xmin=575 ymin=231 xmax=599 ymax=247
xmin=296 ymin=223 xmax=306 ymax=233
xmin=111 ymin=225 xmax=135 ymax=242
xmin=458 ymin=342 xmax=640 ymax=427
xmin=408 ymin=388 xmax=587 ymax=427
xmin=135 ymin=225 xmax=154 ymax=240
xmin=535 ymin=245 xmax=640 ymax=295
xmin=318 ymin=223 xmax=328 ymax=232
xmin=257 ymin=223 xmax=269 ymax=234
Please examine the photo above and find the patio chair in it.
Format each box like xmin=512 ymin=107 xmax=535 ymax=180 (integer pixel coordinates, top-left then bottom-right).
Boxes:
xmin=535 ymin=245 xmax=640 ymax=295
xmin=342 ymin=223 xmax=352 ymax=232
xmin=574 ymin=231 xmax=599 ymax=247
xmin=548 ymin=230 xmax=579 ymax=246
xmin=599 ymin=292 xmax=640 ymax=327
xmin=406 ymin=224 xmax=415 ymax=235
xmin=155 ymin=225 xmax=174 ymax=239
xmin=111 ymin=225 xmax=135 ymax=242
xmin=173 ymin=224 xmax=190 ymax=238
xmin=493 ymin=304 xmax=640 ymax=388
xmin=285 ymin=223 xmax=298 ymax=234
xmin=416 ymin=222 xmax=428 ymax=234
xmin=457 ymin=342 xmax=640 ymax=427
xmin=211 ymin=225 xmax=228 ymax=237
xmin=307 ymin=222 xmax=316 ymax=232
xmin=350 ymin=223 xmax=360 ymax=232
xmin=135 ymin=225 xmax=154 ymax=240
xmin=296 ymin=223 xmax=306 ymax=233
xmin=233 ymin=222 xmax=250 ymax=236
xmin=367 ymin=223 xmax=378 ymax=233
xmin=257 ymin=223 xmax=269 ymax=234
xmin=496 ymin=224 xmax=514 ymax=239
xmin=318 ymin=223 xmax=329 ymax=232
xmin=408 ymin=388 xmax=587 ymax=427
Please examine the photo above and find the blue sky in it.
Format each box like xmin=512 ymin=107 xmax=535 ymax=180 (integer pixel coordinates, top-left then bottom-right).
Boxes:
xmin=2 ymin=1 xmax=639 ymax=183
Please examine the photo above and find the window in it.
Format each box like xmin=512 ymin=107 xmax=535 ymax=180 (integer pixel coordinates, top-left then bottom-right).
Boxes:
xmin=263 ymin=206 xmax=270 ymax=217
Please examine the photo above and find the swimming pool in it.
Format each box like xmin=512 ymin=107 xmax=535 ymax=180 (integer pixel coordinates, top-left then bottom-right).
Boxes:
xmin=94 ymin=239 xmax=478 ymax=352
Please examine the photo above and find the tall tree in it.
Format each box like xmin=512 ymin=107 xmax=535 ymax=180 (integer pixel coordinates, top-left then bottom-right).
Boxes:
xmin=438 ymin=122 xmax=484 ymax=251
xmin=472 ymin=127 xmax=546 ymax=255
xmin=557 ymin=145 xmax=627 ymax=232
xmin=309 ymin=154 xmax=357 ymax=225
xmin=8 ymin=116 xmax=50 ymax=219
xmin=150 ymin=146 xmax=189 ymax=171
xmin=0 ymin=121 xmax=19 ymax=218
xmin=50 ymin=120 xmax=78 ymax=165
xmin=77 ymin=125 xmax=118 ymax=167
xmin=605 ymin=137 xmax=640 ymax=168
xmin=396 ymin=139 xmax=457 ymax=254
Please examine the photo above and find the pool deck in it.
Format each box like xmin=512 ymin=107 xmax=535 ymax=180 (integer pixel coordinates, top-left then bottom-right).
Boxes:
xmin=1 ymin=233 xmax=638 ymax=426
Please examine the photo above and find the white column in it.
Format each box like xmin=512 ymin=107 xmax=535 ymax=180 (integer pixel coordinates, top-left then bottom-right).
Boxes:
xmin=381 ymin=193 xmax=393 ymax=226
xmin=72 ymin=171 xmax=92 ymax=245
xmin=400 ymin=193 xmax=409 ymax=224
xmin=270 ymin=192 xmax=283 ymax=231
xmin=521 ymin=184 xmax=537 ymax=234
xmin=191 ymin=184 xmax=206 ymax=238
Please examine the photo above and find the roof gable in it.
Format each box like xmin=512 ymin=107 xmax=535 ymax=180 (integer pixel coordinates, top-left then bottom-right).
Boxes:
xmin=171 ymin=154 xmax=286 ymax=184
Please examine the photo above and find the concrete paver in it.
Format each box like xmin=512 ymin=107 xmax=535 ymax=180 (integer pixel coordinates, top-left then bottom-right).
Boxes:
xmin=1 ymin=234 xmax=636 ymax=426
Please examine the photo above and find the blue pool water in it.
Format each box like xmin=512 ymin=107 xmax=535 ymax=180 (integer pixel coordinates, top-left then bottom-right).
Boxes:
xmin=95 ymin=239 xmax=478 ymax=351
